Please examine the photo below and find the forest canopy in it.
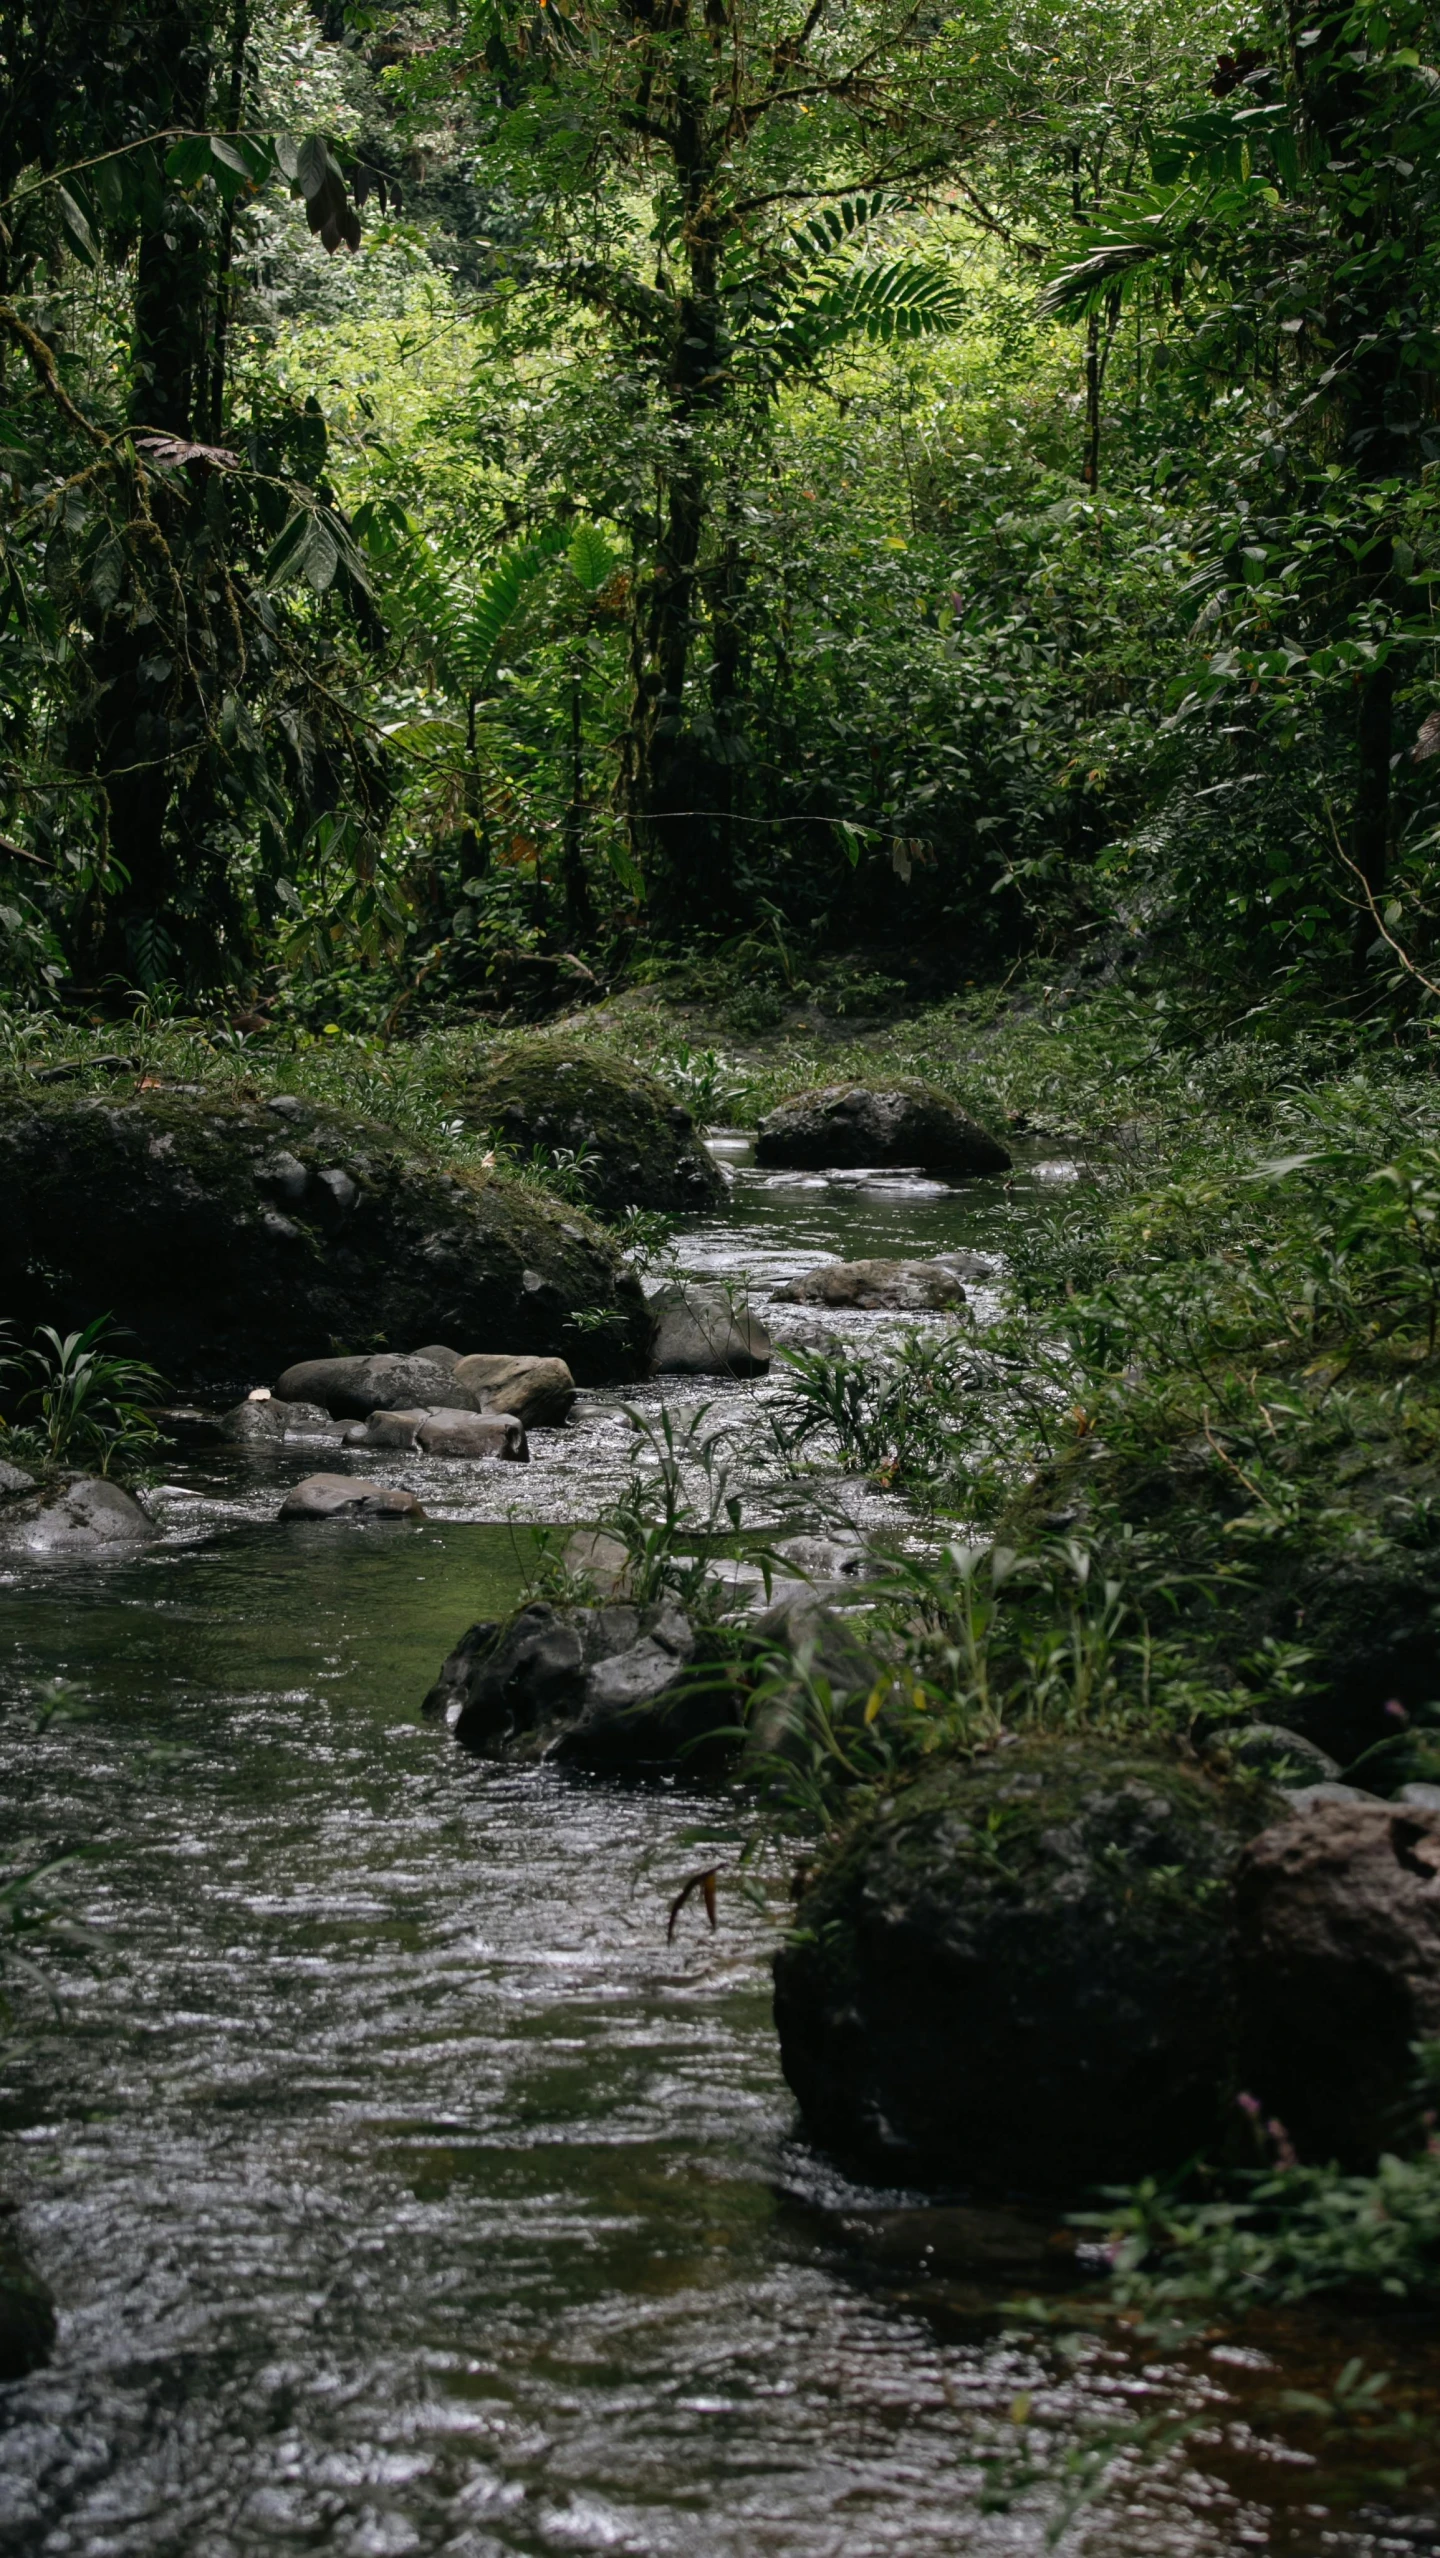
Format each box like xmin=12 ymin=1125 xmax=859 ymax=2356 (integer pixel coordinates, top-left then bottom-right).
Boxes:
xmin=1 ymin=0 xmax=1439 ymax=1021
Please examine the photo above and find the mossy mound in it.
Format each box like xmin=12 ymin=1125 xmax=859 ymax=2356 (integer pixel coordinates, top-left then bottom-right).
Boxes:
xmin=458 ymin=1039 xmax=725 ymax=1219
xmin=0 ymin=1087 xmax=652 ymax=1400
xmin=755 ymin=1079 xmax=1012 ymax=1174
xmin=773 ymin=1738 xmax=1271 ymax=2196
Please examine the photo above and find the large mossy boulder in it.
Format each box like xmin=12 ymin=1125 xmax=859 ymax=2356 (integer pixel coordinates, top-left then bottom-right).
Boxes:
xmin=459 ymin=1039 xmax=725 ymax=1218
xmin=773 ymin=1741 xmax=1266 ymax=2196
xmin=755 ymin=1081 xmax=1011 ymax=1175
xmin=0 ymin=1088 xmax=651 ymax=1401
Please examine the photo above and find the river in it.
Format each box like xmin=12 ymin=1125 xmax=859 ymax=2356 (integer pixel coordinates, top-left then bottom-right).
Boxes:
xmin=2 ymin=1144 xmax=1437 ymax=2555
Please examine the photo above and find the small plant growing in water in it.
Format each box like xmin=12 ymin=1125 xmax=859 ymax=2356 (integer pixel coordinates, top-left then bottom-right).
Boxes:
xmin=0 ymin=1316 xmax=165 ymax=1474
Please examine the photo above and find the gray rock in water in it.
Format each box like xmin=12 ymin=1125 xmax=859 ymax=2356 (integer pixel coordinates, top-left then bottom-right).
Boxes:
xmin=452 ymin=1352 xmax=577 ymax=1428
xmin=0 ymin=1457 xmax=37 ymax=1496
xmin=220 ymin=1396 xmax=346 ymax=1445
xmin=423 ymin=1598 xmax=732 ymax=1770
xmin=416 ymin=1408 xmax=528 ymax=1462
xmin=278 ymin=1473 xmax=425 ymax=1521
xmin=755 ymin=1081 xmax=1011 ymax=1175
xmin=413 ymin=1343 xmax=460 ymax=1371
xmin=1 ymin=1474 xmax=155 ymax=1552
xmin=341 ymin=1406 xmax=527 ymax=1460
xmin=648 ymin=1283 xmax=771 ymax=1378
xmin=1236 ymin=1795 xmax=1440 ymax=2165
xmin=772 ymin=1257 xmax=966 ymax=1312
xmin=275 ymin=1353 xmax=477 ymax=1418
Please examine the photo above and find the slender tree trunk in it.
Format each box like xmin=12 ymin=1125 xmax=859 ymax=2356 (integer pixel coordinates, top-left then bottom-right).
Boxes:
xmin=1351 ymin=655 xmax=1396 ymax=970
xmin=562 ymin=656 xmax=594 ymax=933
xmin=90 ymin=0 xmax=220 ymax=987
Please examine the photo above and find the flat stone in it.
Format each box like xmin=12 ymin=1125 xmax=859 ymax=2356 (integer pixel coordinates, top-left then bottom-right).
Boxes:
xmin=772 ymin=1257 xmax=966 ymax=1311
xmin=416 ymin=1408 xmax=528 ymax=1461
xmin=277 ymin=1473 xmax=425 ymax=1521
xmin=2 ymin=1474 xmax=155 ymax=1552
xmin=648 ymin=1283 xmax=771 ymax=1378
xmin=275 ymin=1353 xmax=478 ymax=1418
xmin=451 ymin=1352 xmax=577 ymax=1428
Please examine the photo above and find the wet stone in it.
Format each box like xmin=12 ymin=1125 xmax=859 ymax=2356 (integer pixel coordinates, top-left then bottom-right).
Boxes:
xmin=0 ymin=1474 xmax=156 ymax=1553
xmin=773 ymin=1257 xmax=967 ymax=1311
xmin=277 ymin=1474 xmax=426 ymax=1521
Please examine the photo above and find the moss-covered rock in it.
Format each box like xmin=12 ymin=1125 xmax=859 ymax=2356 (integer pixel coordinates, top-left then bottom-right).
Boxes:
xmin=458 ymin=1039 xmax=725 ymax=1218
xmin=0 ymin=1088 xmax=651 ymax=1400
xmin=773 ymin=1739 xmax=1271 ymax=2196
xmin=755 ymin=1081 xmax=1012 ymax=1174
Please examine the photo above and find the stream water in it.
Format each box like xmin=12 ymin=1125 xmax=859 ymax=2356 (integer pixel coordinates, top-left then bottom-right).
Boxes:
xmin=2 ymin=1145 xmax=1438 ymax=2556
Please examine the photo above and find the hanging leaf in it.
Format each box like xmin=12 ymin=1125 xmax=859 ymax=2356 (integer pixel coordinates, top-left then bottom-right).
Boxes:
xmin=57 ymin=186 xmax=99 ymax=266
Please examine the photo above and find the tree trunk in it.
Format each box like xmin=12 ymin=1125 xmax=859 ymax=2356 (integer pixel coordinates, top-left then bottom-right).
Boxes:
xmin=1351 ymin=655 xmax=1395 ymax=972
xmin=89 ymin=0 xmax=222 ymax=988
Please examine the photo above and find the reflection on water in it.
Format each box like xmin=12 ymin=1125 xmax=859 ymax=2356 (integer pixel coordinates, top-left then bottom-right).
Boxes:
xmin=1 ymin=1154 xmax=1437 ymax=2556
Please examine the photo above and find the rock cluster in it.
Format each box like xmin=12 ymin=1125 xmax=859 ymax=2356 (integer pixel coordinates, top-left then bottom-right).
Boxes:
xmin=0 ymin=1088 xmax=650 ymax=1401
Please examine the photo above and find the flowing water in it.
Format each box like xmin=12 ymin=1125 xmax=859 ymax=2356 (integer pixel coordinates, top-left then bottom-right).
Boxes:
xmin=2 ymin=1146 xmax=1438 ymax=2556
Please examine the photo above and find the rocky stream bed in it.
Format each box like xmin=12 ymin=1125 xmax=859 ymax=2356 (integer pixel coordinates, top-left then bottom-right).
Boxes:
xmin=4 ymin=1124 xmax=1440 ymax=2555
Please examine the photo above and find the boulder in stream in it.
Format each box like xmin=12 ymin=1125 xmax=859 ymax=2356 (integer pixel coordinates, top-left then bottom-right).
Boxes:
xmin=344 ymin=1408 xmax=528 ymax=1461
xmin=423 ymin=1598 xmax=735 ymax=1771
xmin=649 ymin=1282 xmax=771 ymax=1378
xmin=773 ymin=1740 xmax=1262 ymax=2194
xmin=458 ymin=1038 xmax=725 ymax=1217
xmin=278 ymin=1474 xmax=426 ymax=1521
xmin=1235 ymin=1793 xmax=1440 ymax=2165
xmin=0 ymin=1087 xmax=650 ymax=1403
xmin=276 ymin=1352 xmax=479 ymax=1417
xmin=0 ymin=1474 xmax=156 ymax=1553
xmin=220 ymin=1395 xmax=347 ymax=1445
xmin=452 ymin=1352 xmax=577 ymax=1428
xmin=773 ymin=1258 xmax=967 ymax=1312
xmin=755 ymin=1082 xmax=1011 ymax=1176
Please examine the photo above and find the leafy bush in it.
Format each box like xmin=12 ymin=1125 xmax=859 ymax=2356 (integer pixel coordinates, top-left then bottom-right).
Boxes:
xmin=0 ymin=1319 xmax=165 ymax=1475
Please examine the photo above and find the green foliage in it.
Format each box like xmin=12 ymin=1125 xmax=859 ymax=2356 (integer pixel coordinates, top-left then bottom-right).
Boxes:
xmin=0 ymin=1317 xmax=165 ymax=1474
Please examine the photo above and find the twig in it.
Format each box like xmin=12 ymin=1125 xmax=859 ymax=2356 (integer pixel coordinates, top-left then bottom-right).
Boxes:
xmin=0 ymin=305 xmax=107 ymax=447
